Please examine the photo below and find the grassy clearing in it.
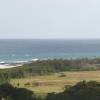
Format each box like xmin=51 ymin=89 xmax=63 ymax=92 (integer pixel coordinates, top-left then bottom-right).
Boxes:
xmin=10 ymin=71 xmax=100 ymax=95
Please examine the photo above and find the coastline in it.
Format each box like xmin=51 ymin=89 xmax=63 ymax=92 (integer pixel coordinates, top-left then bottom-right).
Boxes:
xmin=0 ymin=58 xmax=39 ymax=69
xmin=0 ymin=64 xmax=22 ymax=69
xmin=0 ymin=57 xmax=100 ymax=69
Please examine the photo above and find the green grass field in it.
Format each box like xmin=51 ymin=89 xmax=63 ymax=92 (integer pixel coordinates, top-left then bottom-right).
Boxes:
xmin=10 ymin=71 xmax=100 ymax=95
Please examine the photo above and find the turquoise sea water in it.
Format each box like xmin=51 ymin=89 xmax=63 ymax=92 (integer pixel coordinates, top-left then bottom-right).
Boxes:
xmin=0 ymin=39 xmax=100 ymax=63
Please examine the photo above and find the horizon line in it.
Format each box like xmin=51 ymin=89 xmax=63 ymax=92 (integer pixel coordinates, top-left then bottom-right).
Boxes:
xmin=0 ymin=38 xmax=100 ymax=40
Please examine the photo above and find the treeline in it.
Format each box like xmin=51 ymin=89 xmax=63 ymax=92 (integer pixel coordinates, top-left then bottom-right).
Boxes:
xmin=1 ymin=81 xmax=100 ymax=100
xmin=0 ymin=58 xmax=100 ymax=79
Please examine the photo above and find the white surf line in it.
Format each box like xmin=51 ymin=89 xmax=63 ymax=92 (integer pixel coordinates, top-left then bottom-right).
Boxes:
xmin=0 ymin=64 xmax=22 ymax=69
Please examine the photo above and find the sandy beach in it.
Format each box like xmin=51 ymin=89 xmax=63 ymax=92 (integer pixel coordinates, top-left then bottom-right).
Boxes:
xmin=0 ymin=64 xmax=22 ymax=69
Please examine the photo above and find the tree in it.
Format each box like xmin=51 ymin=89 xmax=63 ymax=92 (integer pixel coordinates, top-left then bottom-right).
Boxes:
xmin=0 ymin=83 xmax=38 ymax=100
xmin=46 ymin=81 xmax=100 ymax=100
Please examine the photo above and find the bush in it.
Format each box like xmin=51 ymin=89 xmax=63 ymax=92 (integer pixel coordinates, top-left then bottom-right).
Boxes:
xmin=0 ymin=83 xmax=38 ymax=100
xmin=46 ymin=81 xmax=100 ymax=100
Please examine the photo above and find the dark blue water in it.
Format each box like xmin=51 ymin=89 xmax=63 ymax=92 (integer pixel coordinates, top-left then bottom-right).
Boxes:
xmin=0 ymin=39 xmax=100 ymax=63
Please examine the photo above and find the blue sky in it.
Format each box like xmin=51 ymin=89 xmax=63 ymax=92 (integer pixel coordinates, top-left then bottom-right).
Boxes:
xmin=0 ymin=0 xmax=100 ymax=39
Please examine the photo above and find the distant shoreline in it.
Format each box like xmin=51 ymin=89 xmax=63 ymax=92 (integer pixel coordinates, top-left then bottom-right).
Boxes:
xmin=0 ymin=57 xmax=100 ymax=69
xmin=0 ymin=58 xmax=39 ymax=69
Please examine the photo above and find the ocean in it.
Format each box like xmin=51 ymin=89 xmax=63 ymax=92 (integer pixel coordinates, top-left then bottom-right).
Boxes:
xmin=0 ymin=39 xmax=100 ymax=63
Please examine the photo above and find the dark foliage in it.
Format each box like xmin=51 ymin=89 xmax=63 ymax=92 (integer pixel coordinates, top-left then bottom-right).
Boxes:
xmin=0 ymin=81 xmax=100 ymax=100
xmin=46 ymin=81 xmax=100 ymax=100
xmin=0 ymin=83 xmax=38 ymax=100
